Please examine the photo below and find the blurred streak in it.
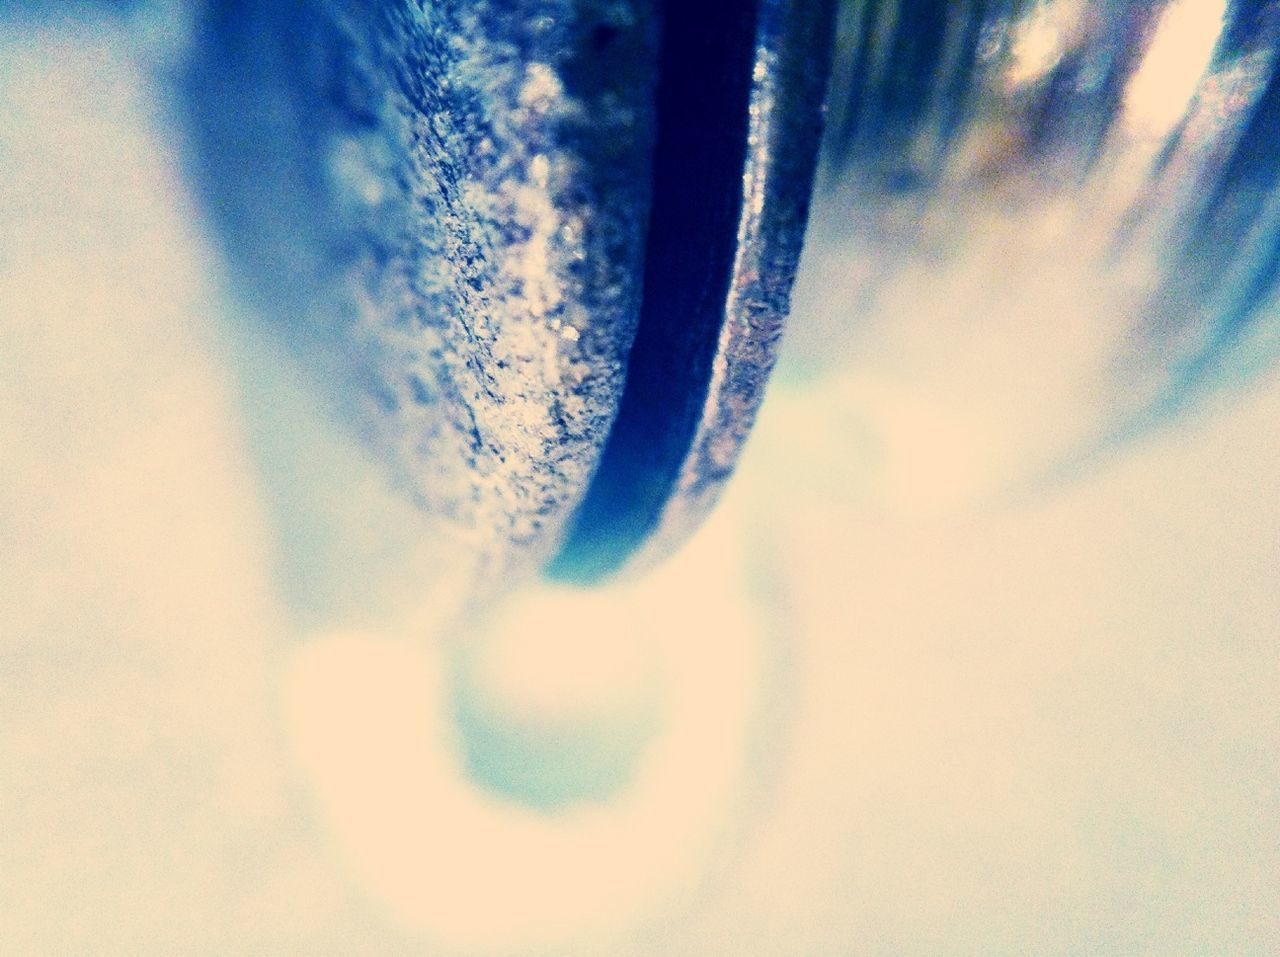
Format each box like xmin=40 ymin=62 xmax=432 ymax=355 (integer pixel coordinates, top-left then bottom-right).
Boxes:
xmin=792 ymin=0 xmax=1280 ymax=508
xmin=1123 ymin=0 xmax=1227 ymax=136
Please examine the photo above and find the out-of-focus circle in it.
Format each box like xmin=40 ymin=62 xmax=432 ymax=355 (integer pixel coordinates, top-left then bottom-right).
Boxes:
xmin=283 ymin=495 xmax=775 ymax=954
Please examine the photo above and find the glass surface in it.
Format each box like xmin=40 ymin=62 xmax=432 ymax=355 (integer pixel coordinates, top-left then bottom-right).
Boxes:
xmin=789 ymin=0 xmax=1280 ymax=505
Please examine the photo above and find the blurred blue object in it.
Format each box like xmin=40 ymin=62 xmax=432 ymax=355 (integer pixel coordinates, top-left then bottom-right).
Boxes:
xmin=785 ymin=0 xmax=1280 ymax=503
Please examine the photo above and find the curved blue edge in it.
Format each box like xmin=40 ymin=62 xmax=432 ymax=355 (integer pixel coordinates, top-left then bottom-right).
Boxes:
xmin=544 ymin=0 xmax=763 ymax=585
xmin=176 ymin=0 xmax=660 ymax=608
xmin=546 ymin=0 xmax=836 ymax=585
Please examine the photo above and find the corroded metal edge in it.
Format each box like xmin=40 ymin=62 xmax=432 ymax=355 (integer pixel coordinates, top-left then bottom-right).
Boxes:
xmin=548 ymin=0 xmax=837 ymax=583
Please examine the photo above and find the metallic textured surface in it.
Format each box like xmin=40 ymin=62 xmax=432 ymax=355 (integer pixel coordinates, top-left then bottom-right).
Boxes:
xmin=184 ymin=0 xmax=658 ymax=606
xmin=548 ymin=0 xmax=836 ymax=583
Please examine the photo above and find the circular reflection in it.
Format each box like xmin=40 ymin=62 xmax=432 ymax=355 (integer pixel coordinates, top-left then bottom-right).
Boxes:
xmin=447 ymin=587 xmax=665 ymax=812
xmin=787 ymin=0 xmax=1280 ymax=506
xmin=283 ymin=499 xmax=772 ymax=954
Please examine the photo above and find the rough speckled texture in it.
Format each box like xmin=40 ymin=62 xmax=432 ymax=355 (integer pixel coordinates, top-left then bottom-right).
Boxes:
xmin=548 ymin=0 xmax=835 ymax=583
xmin=184 ymin=0 xmax=656 ymax=594
xmin=647 ymin=0 xmax=837 ymax=568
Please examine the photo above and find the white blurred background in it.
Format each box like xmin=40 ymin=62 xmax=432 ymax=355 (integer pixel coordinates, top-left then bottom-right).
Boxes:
xmin=2 ymin=4 xmax=1277 ymax=954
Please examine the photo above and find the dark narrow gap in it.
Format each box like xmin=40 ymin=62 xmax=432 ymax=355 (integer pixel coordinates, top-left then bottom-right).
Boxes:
xmin=546 ymin=0 xmax=762 ymax=584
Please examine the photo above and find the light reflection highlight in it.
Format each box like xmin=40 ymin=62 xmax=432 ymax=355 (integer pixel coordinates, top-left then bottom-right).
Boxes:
xmin=283 ymin=495 xmax=769 ymax=953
